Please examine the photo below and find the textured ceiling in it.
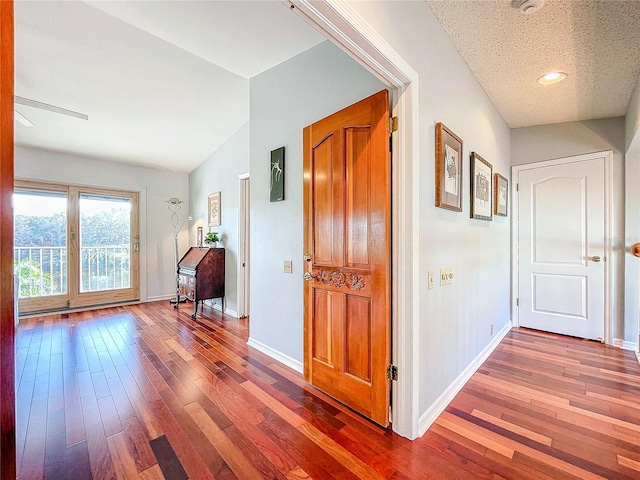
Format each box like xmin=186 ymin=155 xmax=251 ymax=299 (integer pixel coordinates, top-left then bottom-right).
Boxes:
xmin=426 ymin=0 xmax=640 ymax=128
xmin=14 ymin=1 xmax=324 ymax=172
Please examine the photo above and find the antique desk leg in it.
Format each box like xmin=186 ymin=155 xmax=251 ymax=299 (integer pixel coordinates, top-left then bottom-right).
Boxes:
xmin=191 ymin=300 xmax=198 ymax=319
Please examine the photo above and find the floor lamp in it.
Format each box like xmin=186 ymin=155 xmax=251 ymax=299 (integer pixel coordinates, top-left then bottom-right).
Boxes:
xmin=167 ymin=197 xmax=191 ymax=306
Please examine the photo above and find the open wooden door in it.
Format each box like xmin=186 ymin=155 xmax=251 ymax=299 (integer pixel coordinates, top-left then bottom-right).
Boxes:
xmin=303 ymin=90 xmax=391 ymax=426
xmin=1 ymin=1 xmax=16 ymax=477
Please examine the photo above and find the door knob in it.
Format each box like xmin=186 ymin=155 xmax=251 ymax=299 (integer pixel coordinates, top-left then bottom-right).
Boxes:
xmin=304 ymin=272 xmax=313 ymax=281
xmin=591 ymin=256 xmax=601 ymax=262
xmin=303 ymin=253 xmax=311 ymax=262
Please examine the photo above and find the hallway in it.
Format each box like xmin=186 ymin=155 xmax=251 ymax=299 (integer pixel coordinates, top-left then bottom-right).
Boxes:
xmin=15 ymin=301 xmax=640 ymax=479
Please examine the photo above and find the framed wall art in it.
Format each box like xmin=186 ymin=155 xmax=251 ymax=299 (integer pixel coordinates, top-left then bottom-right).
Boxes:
xmin=494 ymin=173 xmax=508 ymax=217
xmin=435 ymin=122 xmax=463 ymax=211
xmin=470 ymin=152 xmax=492 ymax=221
xmin=197 ymin=226 xmax=203 ymax=247
xmin=208 ymin=191 xmax=221 ymax=227
xmin=270 ymin=146 xmax=285 ymax=202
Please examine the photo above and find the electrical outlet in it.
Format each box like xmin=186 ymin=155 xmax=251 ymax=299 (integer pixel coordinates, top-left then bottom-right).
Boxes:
xmin=428 ymin=271 xmax=434 ymax=289
xmin=440 ymin=267 xmax=453 ymax=285
xmin=284 ymin=260 xmax=292 ymax=273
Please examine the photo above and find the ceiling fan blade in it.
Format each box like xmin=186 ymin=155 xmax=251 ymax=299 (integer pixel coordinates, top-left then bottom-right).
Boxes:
xmin=14 ymin=109 xmax=35 ymax=127
xmin=14 ymin=96 xmax=88 ymax=121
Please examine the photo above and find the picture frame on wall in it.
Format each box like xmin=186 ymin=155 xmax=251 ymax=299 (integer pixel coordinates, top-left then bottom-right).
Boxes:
xmin=494 ymin=173 xmax=508 ymax=217
xmin=435 ymin=122 xmax=463 ymax=212
xmin=470 ymin=152 xmax=493 ymax=221
xmin=197 ymin=226 xmax=203 ymax=247
xmin=270 ymin=146 xmax=285 ymax=202
xmin=208 ymin=191 xmax=221 ymax=227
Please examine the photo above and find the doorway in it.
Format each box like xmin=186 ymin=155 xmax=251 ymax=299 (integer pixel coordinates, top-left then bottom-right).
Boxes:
xmin=513 ymin=151 xmax=613 ymax=342
xmin=238 ymin=173 xmax=250 ymax=318
xmin=14 ymin=181 xmax=140 ymax=315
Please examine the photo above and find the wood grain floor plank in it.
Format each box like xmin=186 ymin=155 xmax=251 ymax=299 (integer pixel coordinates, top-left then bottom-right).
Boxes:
xmin=16 ymin=307 xmax=640 ymax=480
xmin=80 ymin=394 xmax=117 ymax=480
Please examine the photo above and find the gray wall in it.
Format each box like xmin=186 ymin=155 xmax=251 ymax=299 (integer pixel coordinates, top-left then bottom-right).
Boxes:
xmin=350 ymin=1 xmax=512 ymax=421
xmin=248 ymin=40 xmax=386 ymax=362
xmin=511 ymin=117 xmax=625 ymax=165
xmin=626 ymin=74 xmax=640 ymax=153
xmin=511 ymin=118 xmax=630 ymax=343
xmin=188 ymin=123 xmax=249 ymax=316
xmin=625 ymin=73 xmax=640 ymax=349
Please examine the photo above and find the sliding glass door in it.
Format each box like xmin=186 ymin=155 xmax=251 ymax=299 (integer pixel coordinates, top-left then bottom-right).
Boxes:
xmin=14 ymin=181 xmax=139 ymax=314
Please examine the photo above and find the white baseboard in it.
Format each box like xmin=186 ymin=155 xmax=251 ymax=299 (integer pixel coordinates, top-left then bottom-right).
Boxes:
xmin=417 ymin=322 xmax=512 ymax=437
xmin=147 ymin=294 xmax=175 ymax=302
xmin=613 ymin=338 xmax=639 ymax=351
xmin=246 ymin=337 xmax=304 ymax=374
xmin=204 ymin=299 xmax=238 ymax=318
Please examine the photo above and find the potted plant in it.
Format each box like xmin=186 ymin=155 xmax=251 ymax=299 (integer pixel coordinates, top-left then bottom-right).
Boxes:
xmin=204 ymin=232 xmax=220 ymax=247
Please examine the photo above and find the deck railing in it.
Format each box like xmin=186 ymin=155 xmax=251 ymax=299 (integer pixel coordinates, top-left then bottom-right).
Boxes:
xmin=14 ymin=245 xmax=130 ymax=297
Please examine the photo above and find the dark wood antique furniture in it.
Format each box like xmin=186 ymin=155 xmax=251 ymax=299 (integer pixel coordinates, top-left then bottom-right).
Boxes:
xmin=177 ymin=247 xmax=225 ymax=318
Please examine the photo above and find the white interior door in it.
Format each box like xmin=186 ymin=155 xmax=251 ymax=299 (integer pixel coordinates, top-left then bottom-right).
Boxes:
xmin=517 ymin=155 xmax=607 ymax=341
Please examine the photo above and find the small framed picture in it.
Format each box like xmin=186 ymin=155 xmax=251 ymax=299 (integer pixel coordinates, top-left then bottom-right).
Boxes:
xmin=435 ymin=123 xmax=463 ymax=211
xmin=494 ymin=173 xmax=508 ymax=217
xmin=270 ymin=146 xmax=285 ymax=202
xmin=208 ymin=192 xmax=221 ymax=227
xmin=470 ymin=152 xmax=492 ymax=221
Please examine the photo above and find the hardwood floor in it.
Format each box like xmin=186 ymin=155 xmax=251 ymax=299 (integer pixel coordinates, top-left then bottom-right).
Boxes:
xmin=14 ymin=301 xmax=640 ymax=479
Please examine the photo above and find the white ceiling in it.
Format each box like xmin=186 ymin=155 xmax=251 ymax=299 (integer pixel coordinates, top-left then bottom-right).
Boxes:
xmin=14 ymin=1 xmax=324 ymax=172
xmin=16 ymin=1 xmax=640 ymax=171
xmin=426 ymin=0 xmax=640 ymax=128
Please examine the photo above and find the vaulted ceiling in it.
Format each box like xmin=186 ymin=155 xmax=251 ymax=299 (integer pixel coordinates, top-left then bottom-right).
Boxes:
xmin=14 ymin=1 xmax=324 ymax=172
xmin=15 ymin=1 xmax=640 ymax=173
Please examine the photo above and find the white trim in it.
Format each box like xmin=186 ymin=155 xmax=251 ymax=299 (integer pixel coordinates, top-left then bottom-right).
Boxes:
xmin=613 ymin=338 xmax=639 ymax=351
xmin=417 ymin=322 xmax=512 ymax=437
xmin=237 ymin=173 xmax=250 ymax=318
xmin=146 ymin=294 xmax=175 ymax=302
xmin=247 ymin=337 xmax=304 ymax=374
xmin=285 ymin=0 xmax=420 ymax=439
xmin=203 ymin=299 xmax=238 ymax=318
xmin=511 ymin=151 xmax=615 ymax=344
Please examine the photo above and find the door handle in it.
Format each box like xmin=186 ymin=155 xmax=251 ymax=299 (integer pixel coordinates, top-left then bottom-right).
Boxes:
xmin=304 ymin=272 xmax=313 ymax=282
xmin=591 ymin=256 xmax=601 ymax=263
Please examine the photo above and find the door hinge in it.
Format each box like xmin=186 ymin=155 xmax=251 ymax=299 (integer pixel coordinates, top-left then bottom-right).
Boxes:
xmin=387 ymin=364 xmax=398 ymax=381
xmin=516 ymin=183 xmax=519 ymax=192
xmin=388 ymin=116 xmax=398 ymax=133
xmin=516 ymin=298 xmax=519 ymax=306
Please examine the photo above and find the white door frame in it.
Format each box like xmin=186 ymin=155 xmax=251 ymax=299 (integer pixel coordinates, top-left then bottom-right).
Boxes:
xmin=237 ymin=172 xmax=250 ymax=318
xmin=285 ymin=0 xmax=421 ymax=438
xmin=511 ymin=150 xmax=614 ymax=345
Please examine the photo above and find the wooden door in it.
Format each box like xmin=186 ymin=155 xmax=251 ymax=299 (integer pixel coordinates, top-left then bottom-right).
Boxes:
xmin=517 ymin=155 xmax=606 ymax=341
xmin=1 ymin=0 xmax=16 ymax=477
xmin=303 ymin=90 xmax=391 ymax=426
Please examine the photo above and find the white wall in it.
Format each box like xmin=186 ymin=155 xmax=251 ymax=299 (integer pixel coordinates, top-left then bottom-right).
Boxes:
xmin=15 ymin=146 xmax=189 ymax=302
xmin=188 ymin=122 xmax=250 ymax=316
xmin=347 ymin=1 xmax=512 ymax=418
xmin=511 ymin=118 xmax=630 ymax=343
xmin=249 ymin=41 xmax=385 ymax=363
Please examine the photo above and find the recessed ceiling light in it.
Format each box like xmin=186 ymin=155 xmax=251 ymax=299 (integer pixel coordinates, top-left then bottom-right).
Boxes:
xmin=537 ymin=72 xmax=568 ymax=85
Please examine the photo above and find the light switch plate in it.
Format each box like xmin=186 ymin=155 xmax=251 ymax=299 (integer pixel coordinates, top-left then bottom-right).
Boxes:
xmin=440 ymin=267 xmax=453 ymax=285
xmin=284 ymin=260 xmax=293 ymax=274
